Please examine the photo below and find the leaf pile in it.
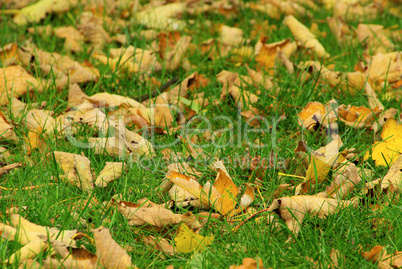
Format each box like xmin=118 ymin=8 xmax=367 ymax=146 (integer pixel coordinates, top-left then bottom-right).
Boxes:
xmin=0 ymin=0 xmax=401 ymax=268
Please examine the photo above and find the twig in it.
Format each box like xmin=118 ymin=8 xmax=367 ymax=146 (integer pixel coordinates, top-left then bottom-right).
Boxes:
xmin=134 ymin=77 xmax=179 ymax=102
xmin=0 ymin=183 xmax=56 ymax=191
xmin=232 ymin=207 xmax=271 ymax=232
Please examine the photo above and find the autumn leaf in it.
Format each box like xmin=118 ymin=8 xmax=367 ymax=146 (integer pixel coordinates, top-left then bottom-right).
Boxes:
xmin=364 ymin=119 xmax=402 ymax=166
xmin=95 ymin=162 xmax=124 ymax=188
xmin=115 ymin=198 xmax=201 ymax=230
xmin=268 ymin=195 xmax=357 ymax=234
xmin=92 ymin=226 xmax=132 ymax=269
xmin=298 ymin=136 xmax=344 ymax=193
xmin=2 ymin=0 xmax=77 ymax=25
xmin=326 ymin=163 xmax=361 ymax=199
xmin=174 ymin=223 xmax=214 ymax=253
xmin=229 ymin=257 xmax=265 ymax=269
xmin=284 ymin=15 xmax=329 ymax=58
xmin=53 ymin=151 xmax=94 ymax=191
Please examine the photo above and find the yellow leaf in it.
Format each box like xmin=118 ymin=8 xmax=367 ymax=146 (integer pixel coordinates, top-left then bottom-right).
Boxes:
xmin=305 ymin=137 xmax=344 ymax=184
xmin=284 ymin=15 xmax=329 ymax=58
xmin=365 ymin=119 xmax=402 ymax=166
xmin=174 ymin=224 xmax=214 ymax=253
xmin=6 ymin=0 xmax=77 ymax=25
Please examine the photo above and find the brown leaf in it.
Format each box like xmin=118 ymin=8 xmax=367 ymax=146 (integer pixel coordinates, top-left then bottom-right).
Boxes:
xmin=0 ymin=43 xmax=19 ymax=66
xmin=356 ymin=24 xmax=394 ymax=54
xmin=53 ymin=151 xmax=94 ymax=191
xmin=268 ymin=195 xmax=357 ymax=234
xmin=116 ymin=199 xmax=200 ymax=229
xmin=229 ymin=257 xmax=265 ymax=269
xmin=0 ymin=112 xmax=18 ymax=141
xmin=338 ymin=105 xmax=382 ymax=128
xmin=23 ymin=127 xmax=47 ymax=155
xmin=326 ymin=163 xmax=361 ymax=199
xmin=255 ymin=38 xmax=296 ymax=74
xmin=93 ymin=48 xmax=161 ymax=74
xmin=7 ymin=239 xmax=47 ymax=265
xmin=284 ymin=15 xmax=329 ymax=58
xmin=142 ymin=236 xmax=175 ymax=256
xmin=92 ymin=227 xmax=131 ymax=269
xmin=0 ymin=66 xmax=41 ymax=105
xmin=54 ymin=26 xmax=84 ymax=53
xmin=95 ymin=162 xmax=124 ymax=187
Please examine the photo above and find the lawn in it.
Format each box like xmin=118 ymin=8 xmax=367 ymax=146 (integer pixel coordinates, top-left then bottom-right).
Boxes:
xmin=0 ymin=0 xmax=401 ymax=268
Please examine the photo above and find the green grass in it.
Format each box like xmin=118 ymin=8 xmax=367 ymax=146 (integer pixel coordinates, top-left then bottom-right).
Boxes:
xmin=1 ymin=0 xmax=402 ymax=268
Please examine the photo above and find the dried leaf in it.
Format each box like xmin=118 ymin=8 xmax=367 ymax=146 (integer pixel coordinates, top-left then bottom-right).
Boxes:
xmin=268 ymin=195 xmax=357 ymax=234
xmin=53 ymin=151 xmax=94 ymax=191
xmin=92 ymin=227 xmax=132 ymax=269
xmin=95 ymin=162 xmax=124 ymax=187
xmin=284 ymin=15 xmax=329 ymax=58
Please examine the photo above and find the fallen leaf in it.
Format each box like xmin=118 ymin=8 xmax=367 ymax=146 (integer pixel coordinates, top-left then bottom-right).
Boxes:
xmin=95 ymin=162 xmax=124 ymax=187
xmin=364 ymin=119 xmax=402 ymax=166
xmin=268 ymin=195 xmax=357 ymax=234
xmin=53 ymin=151 xmax=94 ymax=191
xmin=229 ymin=257 xmax=265 ymax=269
xmin=326 ymin=163 xmax=361 ymax=199
xmin=338 ymin=105 xmax=382 ymax=128
xmin=92 ymin=226 xmax=132 ymax=269
xmin=7 ymin=239 xmax=47 ymax=265
xmin=116 ymin=199 xmax=200 ymax=230
xmin=305 ymin=136 xmax=344 ymax=184
xmin=284 ymin=15 xmax=329 ymax=58
xmin=174 ymin=223 xmax=214 ymax=253
xmin=8 ymin=0 xmax=77 ymax=25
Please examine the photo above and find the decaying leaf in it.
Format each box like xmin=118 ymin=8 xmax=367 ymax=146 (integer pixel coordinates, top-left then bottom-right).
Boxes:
xmin=305 ymin=136 xmax=344 ymax=184
xmin=0 ymin=65 xmax=41 ymax=104
xmin=326 ymin=163 xmax=361 ymax=199
xmin=8 ymin=0 xmax=77 ymax=25
xmin=362 ymin=245 xmax=402 ymax=268
xmin=338 ymin=105 xmax=382 ymax=128
xmin=116 ymin=198 xmax=200 ymax=230
xmin=0 ymin=112 xmax=18 ymax=141
xmin=298 ymin=100 xmax=338 ymax=131
xmin=92 ymin=226 xmax=132 ymax=269
xmin=95 ymin=162 xmax=124 ymax=187
xmin=53 ymin=151 xmax=94 ymax=191
xmin=142 ymin=235 xmax=175 ymax=256
xmin=284 ymin=15 xmax=329 ymax=58
xmin=167 ymin=161 xmax=254 ymax=216
xmin=268 ymin=195 xmax=357 ymax=234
